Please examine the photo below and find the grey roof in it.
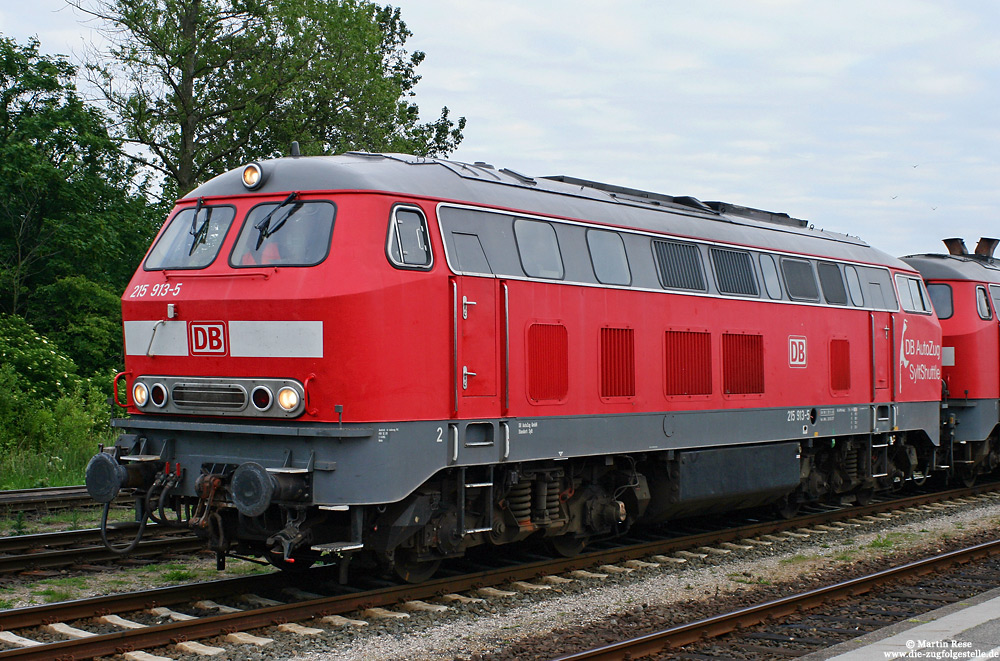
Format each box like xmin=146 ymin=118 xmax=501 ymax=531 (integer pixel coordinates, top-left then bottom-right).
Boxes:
xmin=902 ymin=253 xmax=1000 ymax=283
xmin=185 ymin=152 xmax=907 ymax=269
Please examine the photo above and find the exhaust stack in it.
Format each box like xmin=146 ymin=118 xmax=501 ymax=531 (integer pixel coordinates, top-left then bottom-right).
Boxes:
xmin=975 ymin=237 xmax=1000 ymax=258
xmin=943 ymin=238 xmax=969 ymax=256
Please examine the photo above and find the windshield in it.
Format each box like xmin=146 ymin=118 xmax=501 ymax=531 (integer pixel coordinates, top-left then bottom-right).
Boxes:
xmin=230 ymin=200 xmax=336 ymax=267
xmin=144 ymin=205 xmax=236 ymax=270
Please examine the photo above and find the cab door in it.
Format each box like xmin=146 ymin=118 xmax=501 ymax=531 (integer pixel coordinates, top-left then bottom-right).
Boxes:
xmin=867 ymin=281 xmax=893 ymax=400
xmin=453 ymin=276 xmax=500 ymax=418
xmin=870 ymin=311 xmax=892 ymax=397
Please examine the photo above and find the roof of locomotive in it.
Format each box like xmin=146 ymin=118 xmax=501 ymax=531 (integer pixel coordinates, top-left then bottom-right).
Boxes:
xmin=185 ymin=152 xmax=907 ymax=269
xmin=902 ymin=252 xmax=1000 ymax=284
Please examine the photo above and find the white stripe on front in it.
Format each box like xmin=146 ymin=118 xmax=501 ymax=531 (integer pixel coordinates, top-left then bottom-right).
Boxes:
xmin=229 ymin=321 xmax=323 ymax=358
xmin=123 ymin=320 xmax=189 ymax=356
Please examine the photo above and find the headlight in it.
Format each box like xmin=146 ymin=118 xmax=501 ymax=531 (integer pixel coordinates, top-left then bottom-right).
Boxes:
xmin=277 ymin=386 xmax=300 ymax=411
xmin=242 ymin=162 xmax=265 ymax=190
xmin=150 ymin=383 xmax=168 ymax=408
xmin=133 ymin=382 xmax=149 ymax=407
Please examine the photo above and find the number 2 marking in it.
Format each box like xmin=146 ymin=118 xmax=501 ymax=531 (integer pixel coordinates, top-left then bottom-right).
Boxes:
xmin=435 ymin=427 xmax=444 ymax=443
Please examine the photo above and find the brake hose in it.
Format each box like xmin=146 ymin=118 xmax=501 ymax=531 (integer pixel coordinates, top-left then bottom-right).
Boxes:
xmin=99 ymin=500 xmax=148 ymax=555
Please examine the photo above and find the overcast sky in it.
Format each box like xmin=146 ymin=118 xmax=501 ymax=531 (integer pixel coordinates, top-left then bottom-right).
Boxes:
xmin=4 ymin=0 xmax=1000 ymax=257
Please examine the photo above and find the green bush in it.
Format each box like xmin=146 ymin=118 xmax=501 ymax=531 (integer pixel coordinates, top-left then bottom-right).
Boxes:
xmin=0 ymin=316 xmax=114 ymax=488
xmin=0 ymin=314 xmax=81 ymax=401
xmin=27 ymin=276 xmax=123 ymax=378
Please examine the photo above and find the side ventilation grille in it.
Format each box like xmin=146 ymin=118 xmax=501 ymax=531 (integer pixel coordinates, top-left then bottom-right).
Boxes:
xmin=722 ymin=333 xmax=764 ymax=395
xmin=527 ymin=323 xmax=568 ymax=402
xmin=600 ymin=327 xmax=635 ymax=398
xmin=664 ymin=330 xmax=712 ymax=396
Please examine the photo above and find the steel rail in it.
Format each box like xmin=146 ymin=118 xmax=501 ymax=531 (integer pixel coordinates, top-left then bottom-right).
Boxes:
xmin=0 ymin=533 xmax=204 ymax=574
xmin=0 ymin=486 xmax=131 ymax=513
xmin=548 ymin=538 xmax=1000 ymax=660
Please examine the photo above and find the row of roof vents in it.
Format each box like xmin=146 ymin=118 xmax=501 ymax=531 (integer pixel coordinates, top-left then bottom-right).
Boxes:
xmin=543 ymin=175 xmax=808 ymax=228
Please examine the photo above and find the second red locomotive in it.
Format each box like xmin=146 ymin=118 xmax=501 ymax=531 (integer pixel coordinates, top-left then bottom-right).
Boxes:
xmin=85 ymin=152 xmax=991 ymax=581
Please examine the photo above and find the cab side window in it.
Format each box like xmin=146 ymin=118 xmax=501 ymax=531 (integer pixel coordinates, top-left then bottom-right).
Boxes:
xmin=387 ymin=206 xmax=433 ymax=269
xmin=977 ymin=285 xmax=993 ymax=320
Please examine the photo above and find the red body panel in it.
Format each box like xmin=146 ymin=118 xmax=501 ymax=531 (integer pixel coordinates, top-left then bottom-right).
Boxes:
xmin=933 ymin=281 xmax=998 ymax=401
xmin=121 ymin=192 xmax=941 ymax=425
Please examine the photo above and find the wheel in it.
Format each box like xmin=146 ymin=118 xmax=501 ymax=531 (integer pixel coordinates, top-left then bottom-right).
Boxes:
xmin=392 ymin=549 xmax=441 ymax=583
xmin=776 ymin=496 xmax=800 ymax=519
xmin=548 ymin=534 xmax=587 ymax=557
xmin=961 ymin=471 xmax=977 ymax=488
xmin=854 ymin=488 xmax=875 ymax=506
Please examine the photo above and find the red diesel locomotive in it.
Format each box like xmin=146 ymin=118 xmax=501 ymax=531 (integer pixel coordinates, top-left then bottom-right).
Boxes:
xmin=85 ymin=152 xmax=984 ymax=581
xmin=904 ymin=238 xmax=1000 ymax=478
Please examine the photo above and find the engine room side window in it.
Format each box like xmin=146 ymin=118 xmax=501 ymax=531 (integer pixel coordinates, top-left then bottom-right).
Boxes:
xmin=817 ymin=262 xmax=848 ymax=305
xmin=844 ymin=266 xmax=865 ymax=306
xmin=230 ymin=200 xmax=335 ymax=268
xmin=451 ymin=232 xmax=493 ymax=274
xmin=514 ymin=219 xmax=564 ymax=279
xmin=386 ymin=206 xmax=432 ymax=269
xmin=586 ymin=229 xmax=631 ymax=285
xmin=927 ymin=283 xmax=953 ymax=319
xmin=652 ymin=240 xmax=706 ymax=291
xmin=780 ymin=258 xmax=819 ymax=301
xmin=895 ymin=274 xmax=932 ymax=314
xmin=710 ymin=248 xmax=758 ymax=296
xmin=759 ymin=254 xmax=783 ymax=299
xmin=865 ymin=268 xmax=898 ymax=311
xmin=144 ymin=204 xmax=236 ymax=270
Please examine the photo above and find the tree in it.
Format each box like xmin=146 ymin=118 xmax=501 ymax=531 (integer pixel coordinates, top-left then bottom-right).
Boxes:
xmin=78 ymin=0 xmax=466 ymax=197
xmin=0 ymin=35 xmax=158 ymax=317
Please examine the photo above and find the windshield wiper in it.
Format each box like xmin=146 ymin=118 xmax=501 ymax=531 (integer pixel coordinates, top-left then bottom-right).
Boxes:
xmin=254 ymin=192 xmax=298 ymax=250
xmin=187 ymin=197 xmax=207 ymax=256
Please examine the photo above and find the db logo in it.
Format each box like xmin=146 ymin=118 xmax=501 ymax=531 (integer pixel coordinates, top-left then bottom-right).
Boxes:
xmin=788 ymin=336 xmax=807 ymax=368
xmin=189 ymin=322 xmax=227 ymax=355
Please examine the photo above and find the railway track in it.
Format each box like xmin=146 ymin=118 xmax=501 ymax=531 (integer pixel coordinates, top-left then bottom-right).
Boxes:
xmin=0 ymin=486 xmax=131 ymax=515
xmin=0 ymin=486 xmax=95 ymax=514
xmin=550 ymin=540 xmax=1000 ymax=660
xmin=0 ymin=524 xmax=203 ymax=575
xmin=0 ymin=482 xmax=997 ymax=660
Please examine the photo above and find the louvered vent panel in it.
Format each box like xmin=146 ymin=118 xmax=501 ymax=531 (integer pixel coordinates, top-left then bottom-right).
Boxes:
xmin=664 ymin=330 xmax=712 ymax=396
xmin=652 ymin=240 xmax=705 ymax=290
xmin=830 ymin=339 xmax=851 ymax=391
xmin=600 ymin=328 xmax=635 ymax=398
xmin=722 ymin=333 xmax=765 ymax=395
xmin=527 ymin=323 xmax=568 ymax=401
xmin=711 ymin=248 xmax=759 ymax=296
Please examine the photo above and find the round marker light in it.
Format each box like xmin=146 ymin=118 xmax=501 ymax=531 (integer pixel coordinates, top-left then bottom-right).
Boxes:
xmin=242 ymin=162 xmax=265 ymax=190
xmin=277 ymin=386 xmax=300 ymax=412
xmin=251 ymin=386 xmax=273 ymax=411
xmin=133 ymin=382 xmax=149 ymax=408
xmin=150 ymin=383 xmax=168 ymax=408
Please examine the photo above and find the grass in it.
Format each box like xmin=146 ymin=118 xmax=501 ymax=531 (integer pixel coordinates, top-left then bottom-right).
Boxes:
xmin=780 ymin=553 xmax=815 ymax=565
xmin=159 ymin=569 xmax=198 ymax=583
xmin=867 ymin=532 xmax=919 ymax=549
xmin=0 ymin=504 xmax=132 ymax=537
xmin=867 ymin=535 xmax=894 ymax=548
xmin=32 ymin=587 xmax=75 ymax=603
xmin=727 ymin=572 xmax=771 ymax=585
